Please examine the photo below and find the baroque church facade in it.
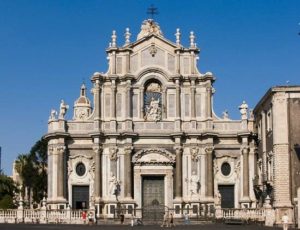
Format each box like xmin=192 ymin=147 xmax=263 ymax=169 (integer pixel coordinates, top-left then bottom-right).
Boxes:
xmin=45 ymin=19 xmax=257 ymax=217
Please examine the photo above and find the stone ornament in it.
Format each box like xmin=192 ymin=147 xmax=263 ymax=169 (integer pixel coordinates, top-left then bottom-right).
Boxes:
xmin=174 ymin=146 xmax=183 ymax=155
xmin=149 ymin=44 xmax=157 ymax=57
xmin=132 ymin=148 xmax=175 ymax=165
xmin=109 ymin=147 xmax=118 ymax=161
xmin=111 ymin=30 xmax=117 ymax=47
xmin=175 ymin=28 xmax=181 ymax=45
xmin=190 ymin=147 xmax=199 ymax=162
xmin=124 ymin=28 xmax=131 ymax=45
xmin=189 ymin=31 xmax=195 ymax=48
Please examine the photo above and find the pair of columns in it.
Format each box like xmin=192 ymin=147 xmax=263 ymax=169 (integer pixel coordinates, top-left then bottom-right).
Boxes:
xmin=174 ymin=146 xmax=214 ymax=199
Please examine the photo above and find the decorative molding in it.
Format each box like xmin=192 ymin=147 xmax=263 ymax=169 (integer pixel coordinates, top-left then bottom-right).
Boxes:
xmin=132 ymin=148 xmax=175 ymax=165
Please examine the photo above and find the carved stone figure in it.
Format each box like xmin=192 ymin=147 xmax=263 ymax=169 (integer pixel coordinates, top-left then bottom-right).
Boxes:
xmin=59 ymin=100 xmax=69 ymax=119
xmin=214 ymin=190 xmax=222 ymax=205
xmin=190 ymin=147 xmax=199 ymax=161
xmin=190 ymin=171 xmax=200 ymax=195
xmin=137 ymin=19 xmax=163 ymax=39
xmin=222 ymin=110 xmax=229 ymax=120
xmin=49 ymin=109 xmax=57 ymax=121
xmin=109 ymin=172 xmax=120 ymax=196
xmin=239 ymin=101 xmax=248 ymax=119
xmin=145 ymin=97 xmax=161 ymax=122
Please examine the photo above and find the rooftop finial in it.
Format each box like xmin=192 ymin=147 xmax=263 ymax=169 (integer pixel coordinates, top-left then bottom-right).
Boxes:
xmin=147 ymin=4 xmax=159 ymax=19
xmin=111 ymin=30 xmax=117 ymax=47
xmin=175 ymin=28 xmax=181 ymax=46
xmin=190 ymin=31 xmax=195 ymax=48
xmin=124 ymin=28 xmax=131 ymax=45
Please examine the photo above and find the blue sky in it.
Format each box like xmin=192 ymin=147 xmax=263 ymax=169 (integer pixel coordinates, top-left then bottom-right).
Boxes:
xmin=0 ymin=0 xmax=299 ymax=174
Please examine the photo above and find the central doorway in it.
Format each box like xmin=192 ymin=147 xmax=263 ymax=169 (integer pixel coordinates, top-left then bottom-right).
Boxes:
xmin=142 ymin=176 xmax=165 ymax=222
xmin=72 ymin=185 xmax=89 ymax=209
xmin=218 ymin=185 xmax=234 ymax=208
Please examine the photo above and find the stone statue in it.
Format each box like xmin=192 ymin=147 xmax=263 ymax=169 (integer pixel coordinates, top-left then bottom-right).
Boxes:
xmin=109 ymin=172 xmax=120 ymax=196
xmin=137 ymin=19 xmax=163 ymax=39
xmin=239 ymin=101 xmax=248 ymax=120
xmin=190 ymin=147 xmax=199 ymax=162
xmin=145 ymin=97 xmax=161 ymax=122
xmin=59 ymin=100 xmax=69 ymax=119
xmin=49 ymin=109 xmax=57 ymax=121
xmin=215 ymin=190 xmax=222 ymax=206
xmin=190 ymin=171 xmax=200 ymax=195
xmin=222 ymin=110 xmax=229 ymax=120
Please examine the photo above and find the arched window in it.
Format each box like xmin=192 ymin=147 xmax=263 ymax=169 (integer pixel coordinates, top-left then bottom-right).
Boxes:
xmin=144 ymin=80 xmax=162 ymax=121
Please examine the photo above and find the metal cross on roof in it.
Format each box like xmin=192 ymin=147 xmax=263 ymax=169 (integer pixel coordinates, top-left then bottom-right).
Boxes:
xmin=147 ymin=4 xmax=159 ymax=19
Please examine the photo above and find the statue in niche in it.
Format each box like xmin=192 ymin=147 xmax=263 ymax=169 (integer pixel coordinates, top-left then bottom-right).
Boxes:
xmin=109 ymin=172 xmax=120 ymax=197
xmin=190 ymin=171 xmax=200 ymax=195
xmin=144 ymin=82 xmax=162 ymax=122
xmin=145 ymin=97 xmax=161 ymax=121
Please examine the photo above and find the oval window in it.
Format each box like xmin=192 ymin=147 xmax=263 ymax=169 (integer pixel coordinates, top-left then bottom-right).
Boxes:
xmin=221 ymin=162 xmax=231 ymax=176
xmin=76 ymin=163 xmax=86 ymax=176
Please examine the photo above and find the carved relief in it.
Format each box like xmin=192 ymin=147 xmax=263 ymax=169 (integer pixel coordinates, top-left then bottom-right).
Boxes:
xmin=132 ymin=148 xmax=175 ymax=165
xmin=144 ymin=81 xmax=162 ymax=122
xmin=109 ymin=147 xmax=118 ymax=161
xmin=190 ymin=147 xmax=199 ymax=162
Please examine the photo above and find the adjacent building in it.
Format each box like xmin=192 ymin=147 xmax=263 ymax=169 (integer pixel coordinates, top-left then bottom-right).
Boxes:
xmin=254 ymin=86 xmax=300 ymax=224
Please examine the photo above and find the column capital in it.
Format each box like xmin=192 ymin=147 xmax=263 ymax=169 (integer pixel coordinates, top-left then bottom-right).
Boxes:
xmin=93 ymin=146 xmax=103 ymax=155
xmin=241 ymin=146 xmax=249 ymax=155
xmin=124 ymin=146 xmax=134 ymax=155
xmin=174 ymin=146 xmax=183 ymax=155
xmin=205 ymin=146 xmax=214 ymax=154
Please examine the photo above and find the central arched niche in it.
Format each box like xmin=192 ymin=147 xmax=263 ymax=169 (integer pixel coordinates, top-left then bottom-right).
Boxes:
xmin=144 ymin=79 xmax=162 ymax=121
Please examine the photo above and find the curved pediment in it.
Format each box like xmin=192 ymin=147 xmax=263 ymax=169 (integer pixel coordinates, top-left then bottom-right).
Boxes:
xmin=132 ymin=148 xmax=175 ymax=166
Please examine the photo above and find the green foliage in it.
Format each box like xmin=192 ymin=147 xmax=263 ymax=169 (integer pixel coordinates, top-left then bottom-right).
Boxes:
xmin=0 ymin=172 xmax=18 ymax=209
xmin=0 ymin=194 xmax=15 ymax=209
xmin=15 ymin=137 xmax=48 ymax=205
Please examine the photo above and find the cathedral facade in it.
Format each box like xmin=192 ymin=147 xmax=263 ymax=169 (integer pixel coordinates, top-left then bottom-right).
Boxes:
xmin=45 ymin=19 xmax=257 ymax=217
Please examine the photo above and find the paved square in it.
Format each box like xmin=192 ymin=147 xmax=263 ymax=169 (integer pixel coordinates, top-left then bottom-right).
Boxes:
xmin=0 ymin=223 xmax=291 ymax=230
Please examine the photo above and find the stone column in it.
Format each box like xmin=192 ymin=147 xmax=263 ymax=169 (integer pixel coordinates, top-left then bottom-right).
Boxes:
xmin=124 ymin=146 xmax=133 ymax=198
xmin=175 ymin=79 xmax=181 ymax=119
xmin=242 ymin=147 xmax=250 ymax=198
xmin=111 ymin=79 xmax=116 ymax=118
xmin=206 ymin=86 xmax=212 ymax=118
xmin=174 ymin=146 xmax=183 ymax=198
xmin=125 ymin=79 xmax=132 ymax=119
xmin=92 ymin=74 xmax=102 ymax=130
xmin=190 ymin=79 xmax=196 ymax=119
xmin=93 ymin=146 xmax=103 ymax=201
xmin=139 ymin=87 xmax=144 ymax=119
xmin=57 ymin=145 xmax=65 ymax=199
xmin=205 ymin=147 xmax=214 ymax=198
